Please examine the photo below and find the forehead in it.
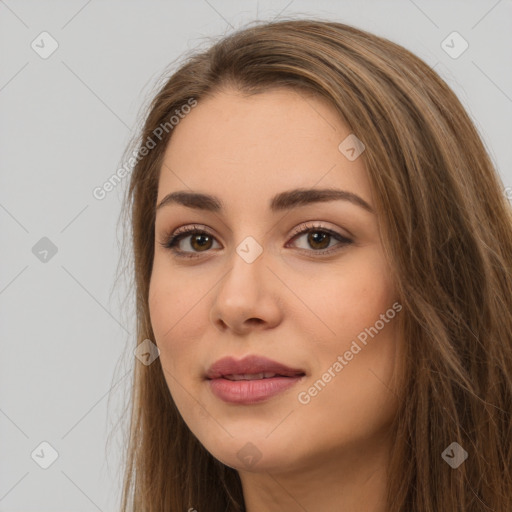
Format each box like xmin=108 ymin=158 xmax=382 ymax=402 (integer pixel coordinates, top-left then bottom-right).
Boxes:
xmin=157 ymin=88 xmax=372 ymax=210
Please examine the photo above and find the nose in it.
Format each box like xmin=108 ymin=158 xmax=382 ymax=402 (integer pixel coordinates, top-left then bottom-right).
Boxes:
xmin=209 ymin=246 xmax=283 ymax=335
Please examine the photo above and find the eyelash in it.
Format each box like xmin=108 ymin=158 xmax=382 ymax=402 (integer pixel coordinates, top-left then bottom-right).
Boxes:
xmin=159 ymin=222 xmax=353 ymax=260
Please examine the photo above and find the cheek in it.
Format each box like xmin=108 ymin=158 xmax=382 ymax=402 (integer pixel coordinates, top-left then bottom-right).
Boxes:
xmin=148 ymin=262 xmax=205 ymax=374
xmin=148 ymin=270 xmax=210 ymax=425
xmin=311 ymin=249 xmax=397 ymax=342
xmin=298 ymin=249 xmax=401 ymax=424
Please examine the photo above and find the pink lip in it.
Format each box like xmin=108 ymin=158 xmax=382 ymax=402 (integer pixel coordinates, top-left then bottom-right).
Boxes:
xmin=206 ymin=355 xmax=306 ymax=405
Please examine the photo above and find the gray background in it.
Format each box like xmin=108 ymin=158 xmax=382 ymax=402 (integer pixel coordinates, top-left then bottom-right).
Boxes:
xmin=1 ymin=0 xmax=511 ymax=510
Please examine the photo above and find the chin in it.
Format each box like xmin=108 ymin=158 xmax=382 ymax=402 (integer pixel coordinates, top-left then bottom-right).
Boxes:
xmin=196 ymin=428 xmax=302 ymax=473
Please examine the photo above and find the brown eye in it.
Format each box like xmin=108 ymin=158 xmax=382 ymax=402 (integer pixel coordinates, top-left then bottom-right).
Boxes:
xmin=189 ymin=233 xmax=214 ymax=251
xmin=306 ymin=231 xmax=331 ymax=250
xmin=161 ymin=222 xmax=353 ymax=259
xmin=160 ymin=225 xmax=221 ymax=258
xmin=289 ymin=224 xmax=352 ymax=254
xmin=167 ymin=231 xmax=219 ymax=253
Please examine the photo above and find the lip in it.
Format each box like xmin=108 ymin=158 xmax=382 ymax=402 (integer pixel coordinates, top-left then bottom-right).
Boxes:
xmin=205 ymin=355 xmax=306 ymax=405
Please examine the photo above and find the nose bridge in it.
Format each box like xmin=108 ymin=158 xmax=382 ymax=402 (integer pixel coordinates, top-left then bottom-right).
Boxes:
xmin=210 ymin=232 xmax=281 ymax=331
xmin=222 ymin=234 xmax=266 ymax=301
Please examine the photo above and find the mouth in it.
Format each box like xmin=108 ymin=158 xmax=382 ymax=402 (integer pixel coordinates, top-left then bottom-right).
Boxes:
xmin=205 ymin=354 xmax=305 ymax=379
xmin=205 ymin=355 xmax=306 ymax=404
xmin=221 ymin=372 xmax=303 ymax=380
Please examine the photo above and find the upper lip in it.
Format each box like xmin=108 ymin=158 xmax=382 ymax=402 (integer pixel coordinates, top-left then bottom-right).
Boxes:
xmin=206 ymin=355 xmax=305 ymax=379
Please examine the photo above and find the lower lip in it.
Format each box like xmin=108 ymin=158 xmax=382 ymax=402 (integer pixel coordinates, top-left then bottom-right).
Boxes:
xmin=208 ymin=376 xmax=304 ymax=404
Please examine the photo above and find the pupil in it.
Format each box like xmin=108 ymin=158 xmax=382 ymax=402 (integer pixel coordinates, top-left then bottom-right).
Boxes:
xmin=192 ymin=234 xmax=211 ymax=251
xmin=309 ymin=231 xmax=329 ymax=249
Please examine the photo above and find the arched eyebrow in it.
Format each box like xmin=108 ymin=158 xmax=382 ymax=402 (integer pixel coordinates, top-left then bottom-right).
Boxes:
xmin=156 ymin=188 xmax=374 ymax=215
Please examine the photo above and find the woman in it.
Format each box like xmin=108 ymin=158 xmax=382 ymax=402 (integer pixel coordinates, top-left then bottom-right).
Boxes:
xmin=117 ymin=18 xmax=512 ymax=511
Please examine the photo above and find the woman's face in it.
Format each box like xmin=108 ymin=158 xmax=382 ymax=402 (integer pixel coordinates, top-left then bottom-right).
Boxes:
xmin=149 ymin=88 xmax=402 ymax=474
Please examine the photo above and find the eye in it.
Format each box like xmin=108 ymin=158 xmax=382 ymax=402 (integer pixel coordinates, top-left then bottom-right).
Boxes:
xmin=160 ymin=224 xmax=220 ymax=258
xmin=159 ymin=222 xmax=353 ymax=259
xmin=286 ymin=221 xmax=353 ymax=255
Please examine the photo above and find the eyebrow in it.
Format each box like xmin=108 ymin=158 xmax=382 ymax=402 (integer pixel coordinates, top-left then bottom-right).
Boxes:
xmin=156 ymin=188 xmax=375 ymax=214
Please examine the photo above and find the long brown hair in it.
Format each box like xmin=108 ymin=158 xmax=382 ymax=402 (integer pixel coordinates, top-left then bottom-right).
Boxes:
xmin=115 ymin=18 xmax=512 ymax=511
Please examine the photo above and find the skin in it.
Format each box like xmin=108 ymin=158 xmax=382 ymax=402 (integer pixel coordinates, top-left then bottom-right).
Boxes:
xmin=149 ymin=87 xmax=403 ymax=512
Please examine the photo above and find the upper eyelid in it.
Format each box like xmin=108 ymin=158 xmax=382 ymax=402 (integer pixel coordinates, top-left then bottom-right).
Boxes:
xmin=162 ymin=222 xmax=352 ymax=250
xmin=290 ymin=222 xmax=349 ymax=238
xmin=167 ymin=222 xmax=346 ymax=239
